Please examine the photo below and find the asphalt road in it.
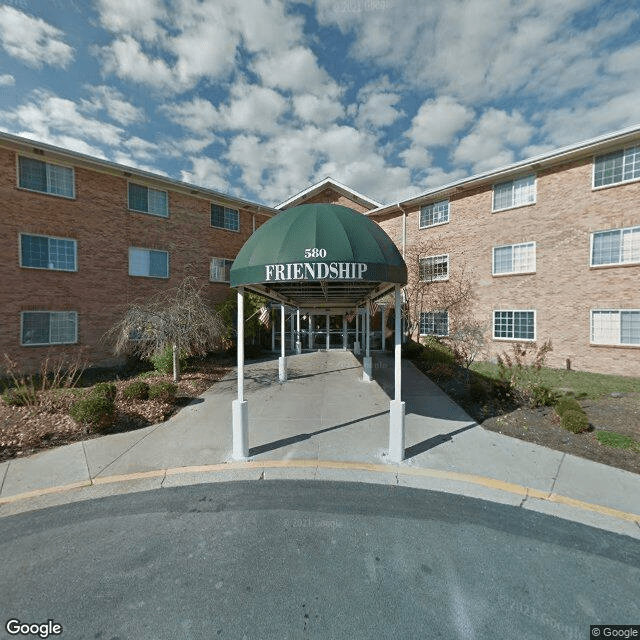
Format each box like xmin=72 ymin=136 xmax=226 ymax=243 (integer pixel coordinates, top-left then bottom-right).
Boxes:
xmin=1 ymin=481 xmax=639 ymax=640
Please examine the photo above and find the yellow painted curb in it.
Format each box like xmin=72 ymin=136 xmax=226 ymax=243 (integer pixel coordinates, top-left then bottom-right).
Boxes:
xmin=0 ymin=460 xmax=638 ymax=526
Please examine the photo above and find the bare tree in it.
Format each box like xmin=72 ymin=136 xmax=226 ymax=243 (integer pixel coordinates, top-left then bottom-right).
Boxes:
xmin=106 ymin=276 xmax=226 ymax=382
xmin=401 ymin=238 xmax=475 ymax=343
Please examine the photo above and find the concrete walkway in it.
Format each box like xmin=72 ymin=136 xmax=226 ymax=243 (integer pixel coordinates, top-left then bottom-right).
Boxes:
xmin=1 ymin=351 xmax=639 ymax=538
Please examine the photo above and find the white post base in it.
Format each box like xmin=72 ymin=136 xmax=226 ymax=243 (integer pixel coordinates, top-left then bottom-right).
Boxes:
xmin=354 ymin=340 xmax=360 ymax=355
xmin=278 ymin=356 xmax=287 ymax=382
xmin=295 ymin=341 xmax=302 ymax=355
xmin=362 ymin=356 xmax=373 ymax=382
xmin=232 ymin=399 xmax=249 ymax=460
xmin=388 ymin=399 xmax=405 ymax=463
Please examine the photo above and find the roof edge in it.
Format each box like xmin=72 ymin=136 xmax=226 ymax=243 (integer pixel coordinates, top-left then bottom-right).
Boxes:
xmin=276 ymin=177 xmax=383 ymax=210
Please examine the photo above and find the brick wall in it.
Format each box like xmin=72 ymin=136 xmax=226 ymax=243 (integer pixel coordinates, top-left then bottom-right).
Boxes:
xmin=377 ymin=159 xmax=640 ymax=377
xmin=0 ymin=147 xmax=268 ymax=373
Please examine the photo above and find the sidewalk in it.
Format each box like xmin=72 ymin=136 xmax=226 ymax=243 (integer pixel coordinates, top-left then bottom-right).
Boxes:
xmin=1 ymin=351 xmax=639 ymax=537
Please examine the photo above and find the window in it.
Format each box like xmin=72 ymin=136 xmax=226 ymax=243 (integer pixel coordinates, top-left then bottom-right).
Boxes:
xmin=420 ymin=311 xmax=449 ymax=336
xmin=493 ymin=310 xmax=535 ymax=340
xmin=419 ymin=254 xmax=449 ymax=281
xmin=20 ymin=234 xmax=77 ymax=271
xmin=21 ymin=311 xmax=77 ymax=346
xmin=129 ymin=248 xmax=169 ymax=278
xmin=128 ymin=183 xmax=168 ymax=217
xmin=492 ymin=175 xmax=536 ymax=211
xmin=593 ymin=146 xmax=640 ymax=188
xmin=210 ymin=257 xmax=233 ymax=283
xmin=211 ymin=204 xmax=239 ymax=231
xmin=18 ymin=156 xmax=74 ymax=198
xmin=591 ymin=310 xmax=640 ymax=345
xmin=420 ymin=200 xmax=449 ymax=229
xmin=591 ymin=226 xmax=640 ymax=266
xmin=493 ymin=242 xmax=536 ymax=275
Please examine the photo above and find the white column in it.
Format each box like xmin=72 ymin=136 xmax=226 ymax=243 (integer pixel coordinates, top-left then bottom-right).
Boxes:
xmin=308 ymin=314 xmax=314 ymax=349
xmin=325 ymin=314 xmax=330 ymax=350
xmin=342 ymin=315 xmax=347 ymax=350
xmin=296 ymin=309 xmax=302 ymax=354
xmin=380 ymin=304 xmax=387 ymax=351
xmin=354 ymin=308 xmax=360 ymax=355
xmin=271 ymin=307 xmax=275 ymax=352
xmin=363 ymin=304 xmax=372 ymax=382
xmin=232 ymin=287 xmax=248 ymax=460
xmin=290 ymin=312 xmax=295 ymax=352
xmin=389 ymin=285 xmax=405 ymax=463
xmin=279 ymin=304 xmax=287 ymax=382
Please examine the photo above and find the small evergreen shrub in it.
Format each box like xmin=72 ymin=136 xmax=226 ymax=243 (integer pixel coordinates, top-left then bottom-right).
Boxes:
xmin=91 ymin=382 xmax=117 ymax=402
xmin=69 ymin=395 xmax=115 ymax=430
xmin=530 ymin=383 xmax=557 ymax=407
xmin=420 ymin=337 xmax=456 ymax=366
xmin=123 ymin=380 xmax=149 ymax=401
xmin=402 ymin=341 xmax=423 ymax=359
xmin=151 ymin=346 xmax=186 ymax=375
xmin=244 ymin=344 xmax=263 ymax=360
xmin=1 ymin=385 xmax=37 ymax=406
xmin=469 ymin=379 xmax=488 ymax=403
xmin=555 ymin=395 xmax=582 ymax=417
xmin=148 ymin=381 xmax=178 ymax=403
xmin=561 ymin=409 xmax=590 ymax=434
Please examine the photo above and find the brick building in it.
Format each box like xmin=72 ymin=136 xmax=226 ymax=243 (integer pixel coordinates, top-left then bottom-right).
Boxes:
xmin=1 ymin=126 xmax=639 ymax=376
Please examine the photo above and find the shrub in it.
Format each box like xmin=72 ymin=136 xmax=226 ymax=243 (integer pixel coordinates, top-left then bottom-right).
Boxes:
xmin=420 ymin=337 xmax=456 ymax=366
xmin=595 ymin=431 xmax=640 ymax=451
xmin=69 ymin=395 xmax=115 ymax=430
xmin=530 ymin=383 xmax=558 ymax=407
xmin=428 ymin=363 xmax=455 ymax=380
xmin=469 ymin=379 xmax=488 ymax=403
xmin=151 ymin=346 xmax=187 ymax=376
xmin=561 ymin=409 xmax=590 ymax=434
xmin=91 ymin=382 xmax=117 ymax=402
xmin=1 ymin=385 xmax=37 ymax=406
xmin=402 ymin=340 xmax=423 ymax=360
xmin=148 ymin=381 xmax=178 ymax=403
xmin=555 ymin=395 xmax=582 ymax=417
xmin=244 ymin=344 xmax=263 ymax=360
xmin=123 ymin=380 xmax=149 ymax=401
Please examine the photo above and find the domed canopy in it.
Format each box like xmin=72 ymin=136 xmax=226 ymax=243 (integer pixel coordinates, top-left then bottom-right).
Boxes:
xmin=230 ymin=203 xmax=407 ymax=310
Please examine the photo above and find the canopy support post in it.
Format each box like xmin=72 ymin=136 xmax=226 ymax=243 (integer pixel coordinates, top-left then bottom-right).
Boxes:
xmin=308 ymin=314 xmax=314 ymax=349
xmin=271 ymin=307 xmax=275 ymax=352
xmin=388 ymin=284 xmax=405 ymax=463
xmin=290 ymin=312 xmax=294 ymax=352
xmin=279 ymin=304 xmax=287 ymax=382
xmin=363 ymin=304 xmax=372 ymax=382
xmin=354 ymin=309 xmax=360 ymax=355
xmin=296 ymin=309 xmax=302 ymax=354
xmin=342 ymin=315 xmax=347 ymax=350
xmin=325 ymin=314 xmax=330 ymax=350
xmin=232 ymin=286 xmax=248 ymax=460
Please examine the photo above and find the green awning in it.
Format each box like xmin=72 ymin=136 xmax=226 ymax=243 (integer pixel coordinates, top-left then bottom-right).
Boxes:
xmin=230 ymin=204 xmax=407 ymax=309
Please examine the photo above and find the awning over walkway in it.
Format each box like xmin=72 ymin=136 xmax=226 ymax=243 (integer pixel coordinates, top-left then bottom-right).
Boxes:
xmin=230 ymin=203 xmax=407 ymax=309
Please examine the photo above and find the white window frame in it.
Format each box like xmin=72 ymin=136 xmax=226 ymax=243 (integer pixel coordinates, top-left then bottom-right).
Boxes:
xmin=210 ymin=257 xmax=233 ymax=283
xmin=127 ymin=182 xmax=169 ymax=217
xmin=493 ymin=309 xmax=536 ymax=341
xmin=211 ymin=203 xmax=239 ymax=232
xmin=590 ymin=309 xmax=640 ymax=346
xmin=128 ymin=247 xmax=169 ymax=279
xmin=492 ymin=241 xmax=536 ymax=276
xmin=593 ymin=145 xmax=640 ymax=189
xmin=20 ymin=311 xmax=78 ymax=346
xmin=17 ymin=155 xmax=75 ymax=199
xmin=419 ymin=310 xmax=449 ymax=337
xmin=419 ymin=200 xmax=450 ymax=229
xmin=419 ymin=254 xmax=449 ymax=282
xmin=492 ymin=175 xmax=536 ymax=212
xmin=590 ymin=226 xmax=640 ymax=267
xmin=19 ymin=233 xmax=78 ymax=272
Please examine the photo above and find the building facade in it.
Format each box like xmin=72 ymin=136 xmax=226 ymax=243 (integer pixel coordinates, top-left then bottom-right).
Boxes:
xmin=1 ymin=126 xmax=639 ymax=376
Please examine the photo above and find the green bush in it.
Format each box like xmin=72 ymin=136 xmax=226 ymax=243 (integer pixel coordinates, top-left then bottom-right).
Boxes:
xmin=148 ymin=381 xmax=178 ymax=403
xmin=420 ymin=337 xmax=456 ymax=366
xmin=402 ymin=340 xmax=423 ymax=360
xmin=1 ymin=385 xmax=37 ymax=406
xmin=530 ymin=383 xmax=557 ymax=407
xmin=469 ymin=379 xmax=488 ymax=403
xmin=69 ymin=395 xmax=115 ymax=430
xmin=555 ymin=395 xmax=582 ymax=417
xmin=151 ymin=346 xmax=187 ymax=376
xmin=244 ymin=344 xmax=264 ymax=360
xmin=561 ymin=409 xmax=590 ymax=434
xmin=123 ymin=380 xmax=149 ymax=401
xmin=595 ymin=431 xmax=640 ymax=451
xmin=91 ymin=382 xmax=117 ymax=401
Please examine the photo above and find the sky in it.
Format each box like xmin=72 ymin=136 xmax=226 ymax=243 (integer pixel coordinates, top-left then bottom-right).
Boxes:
xmin=1 ymin=0 xmax=639 ymax=207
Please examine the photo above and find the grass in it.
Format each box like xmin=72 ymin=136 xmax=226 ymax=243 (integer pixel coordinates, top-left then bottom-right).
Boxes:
xmin=595 ymin=431 xmax=640 ymax=451
xmin=471 ymin=362 xmax=640 ymax=399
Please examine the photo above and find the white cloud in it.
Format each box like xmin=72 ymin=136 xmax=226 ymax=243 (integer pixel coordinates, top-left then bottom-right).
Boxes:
xmin=406 ymin=96 xmax=474 ymax=148
xmin=96 ymin=0 xmax=167 ymax=42
xmin=83 ymin=85 xmax=145 ymax=125
xmin=253 ymin=46 xmax=340 ymax=97
xmin=293 ymin=94 xmax=344 ymax=125
xmin=0 ymin=6 xmax=74 ymax=68
xmin=453 ymin=108 xmax=534 ymax=173
xmin=180 ymin=157 xmax=230 ymax=192
xmin=0 ymin=74 xmax=15 ymax=86
xmin=356 ymin=91 xmax=403 ymax=129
